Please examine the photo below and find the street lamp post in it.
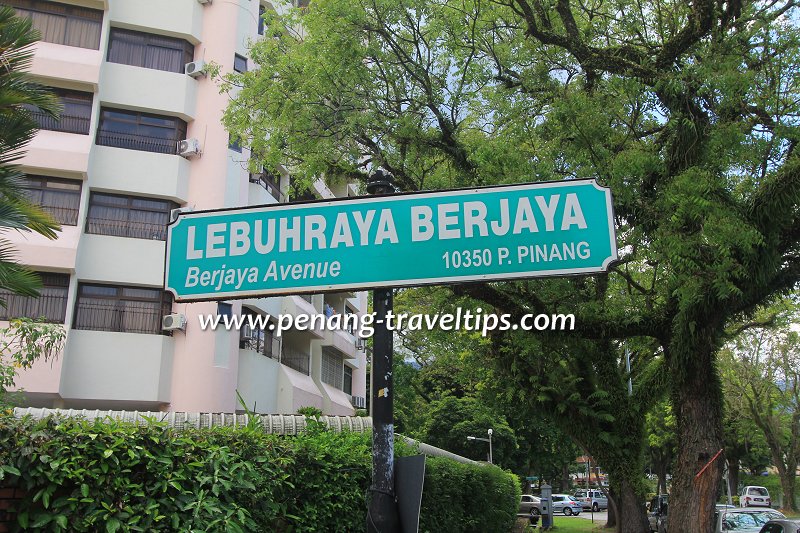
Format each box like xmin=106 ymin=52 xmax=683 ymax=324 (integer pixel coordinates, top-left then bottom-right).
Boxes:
xmin=466 ymin=428 xmax=494 ymax=464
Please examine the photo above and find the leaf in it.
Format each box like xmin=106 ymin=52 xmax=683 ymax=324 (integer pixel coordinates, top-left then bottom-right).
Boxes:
xmin=106 ymin=517 xmax=121 ymax=533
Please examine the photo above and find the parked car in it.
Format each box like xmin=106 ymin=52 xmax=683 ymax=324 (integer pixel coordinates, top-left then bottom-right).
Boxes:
xmin=759 ymin=519 xmax=800 ymax=533
xmin=741 ymin=486 xmax=772 ymax=508
xmin=550 ymin=494 xmax=582 ymax=516
xmin=519 ymin=494 xmax=542 ymax=516
xmin=575 ymin=488 xmax=608 ymax=511
xmin=648 ymin=494 xmax=669 ymax=533
xmin=713 ymin=508 xmax=785 ymax=532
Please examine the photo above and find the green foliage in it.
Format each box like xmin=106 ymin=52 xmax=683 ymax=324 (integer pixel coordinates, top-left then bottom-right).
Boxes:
xmin=418 ymin=457 xmax=520 ymax=533
xmin=0 ymin=318 xmax=65 ymax=407
xmin=0 ymin=415 xmax=520 ymax=532
xmin=223 ymin=0 xmax=800 ymax=526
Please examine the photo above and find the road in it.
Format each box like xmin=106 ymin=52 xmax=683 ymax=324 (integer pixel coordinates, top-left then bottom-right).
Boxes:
xmin=576 ymin=510 xmax=608 ymax=523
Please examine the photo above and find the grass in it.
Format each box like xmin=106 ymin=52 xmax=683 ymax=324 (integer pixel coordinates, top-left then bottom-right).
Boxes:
xmin=520 ymin=516 xmax=614 ymax=532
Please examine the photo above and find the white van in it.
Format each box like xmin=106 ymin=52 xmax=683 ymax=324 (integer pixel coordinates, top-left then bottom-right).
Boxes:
xmin=740 ymin=486 xmax=771 ymax=508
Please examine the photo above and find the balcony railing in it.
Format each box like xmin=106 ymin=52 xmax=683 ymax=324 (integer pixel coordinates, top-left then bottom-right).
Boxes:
xmin=0 ymin=293 xmax=67 ymax=324
xmin=281 ymin=344 xmax=310 ymax=375
xmin=73 ymin=301 xmax=167 ymax=335
xmin=249 ymin=173 xmax=284 ymax=202
xmin=96 ymin=131 xmax=178 ymax=155
xmin=240 ymin=331 xmax=280 ymax=359
xmin=29 ymin=109 xmax=90 ymax=135
xmin=85 ymin=217 xmax=167 ymax=241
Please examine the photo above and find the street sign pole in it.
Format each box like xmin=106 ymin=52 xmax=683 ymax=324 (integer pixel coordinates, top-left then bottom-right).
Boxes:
xmin=367 ymin=171 xmax=400 ymax=533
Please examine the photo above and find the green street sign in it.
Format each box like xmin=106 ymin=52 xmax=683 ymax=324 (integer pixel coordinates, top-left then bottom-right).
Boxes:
xmin=165 ymin=180 xmax=617 ymax=301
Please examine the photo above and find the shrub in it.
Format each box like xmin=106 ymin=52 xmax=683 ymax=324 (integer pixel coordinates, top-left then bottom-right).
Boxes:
xmin=0 ymin=415 xmax=519 ymax=532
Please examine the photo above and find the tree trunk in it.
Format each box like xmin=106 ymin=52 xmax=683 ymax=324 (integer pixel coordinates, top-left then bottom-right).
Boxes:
xmin=606 ymin=486 xmax=618 ymax=529
xmin=727 ymin=459 xmax=739 ymax=503
xmin=657 ymin=459 xmax=668 ymax=495
xmin=667 ymin=345 xmax=725 ymax=533
xmin=561 ymin=463 xmax=570 ymax=493
xmin=779 ymin=471 xmax=798 ymax=512
xmin=619 ymin=479 xmax=650 ymax=533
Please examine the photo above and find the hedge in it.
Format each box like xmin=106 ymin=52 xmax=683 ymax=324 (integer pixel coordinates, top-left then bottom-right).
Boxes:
xmin=0 ymin=415 xmax=519 ymax=532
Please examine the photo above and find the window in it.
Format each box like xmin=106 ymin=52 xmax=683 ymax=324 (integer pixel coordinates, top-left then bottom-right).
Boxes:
xmin=73 ymin=283 xmax=172 ymax=335
xmin=26 ymin=88 xmax=92 ymax=135
xmin=21 ymin=176 xmax=81 ymax=226
xmin=218 ymin=302 xmax=233 ymax=318
xmin=86 ymin=192 xmax=177 ymax=241
xmin=96 ymin=108 xmax=187 ymax=154
xmin=7 ymin=0 xmax=102 ymax=49
xmin=234 ymin=54 xmax=248 ymax=73
xmin=321 ymin=348 xmax=344 ymax=389
xmin=0 ymin=273 xmax=69 ymax=323
xmin=257 ymin=5 xmax=266 ymax=35
xmin=107 ymin=28 xmax=194 ymax=74
xmin=343 ymin=365 xmax=352 ymax=395
xmin=239 ymin=309 xmax=280 ymax=358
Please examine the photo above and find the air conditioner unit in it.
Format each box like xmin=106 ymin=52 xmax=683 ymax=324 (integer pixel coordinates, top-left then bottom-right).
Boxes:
xmin=197 ymin=0 xmax=212 ymax=5
xmin=352 ymin=396 xmax=366 ymax=409
xmin=170 ymin=207 xmax=193 ymax=222
xmin=184 ymin=60 xmax=207 ymax=78
xmin=355 ymin=338 xmax=366 ymax=351
xmin=177 ymin=138 xmax=201 ymax=158
xmin=162 ymin=313 xmax=187 ymax=331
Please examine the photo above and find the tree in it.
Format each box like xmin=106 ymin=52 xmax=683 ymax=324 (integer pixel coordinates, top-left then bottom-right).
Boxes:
xmin=224 ymin=1 xmax=800 ymax=531
xmin=0 ymin=5 xmax=60 ymax=297
xmin=721 ymin=309 xmax=800 ymax=512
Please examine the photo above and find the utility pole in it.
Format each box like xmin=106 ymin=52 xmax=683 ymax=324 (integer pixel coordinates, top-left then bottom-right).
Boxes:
xmin=366 ymin=170 xmax=400 ymax=533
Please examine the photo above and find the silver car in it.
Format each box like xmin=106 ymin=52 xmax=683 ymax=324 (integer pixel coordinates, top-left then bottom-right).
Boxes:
xmin=519 ymin=494 xmax=542 ymax=516
xmin=575 ymin=488 xmax=608 ymax=511
xmin=714 ymin=508 xmax=785 ymax=533
xmin=550 ymin=494 xmax=583 ymax=515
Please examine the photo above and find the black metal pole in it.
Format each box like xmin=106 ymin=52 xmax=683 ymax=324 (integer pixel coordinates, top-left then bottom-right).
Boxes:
xmin=366 ymin=169 xmax=400 ymax=533
xmin=367 ymin=288 xmax=400 ymax=532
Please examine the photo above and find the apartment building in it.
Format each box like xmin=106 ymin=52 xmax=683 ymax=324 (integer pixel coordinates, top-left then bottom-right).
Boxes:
xmin=4 ymin=0 xmax=368 ymax=415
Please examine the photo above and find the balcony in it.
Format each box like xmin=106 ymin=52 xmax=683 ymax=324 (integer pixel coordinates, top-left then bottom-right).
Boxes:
xmin=280 ymin=344 xmax=310 ymax=375
xmin=249 ymin=172 xmax=284 ymax=203
xmin=322 ymin=328 xmax=357 ymax=360
xmin=6 ymin=225 xmax=81 ymax=271
xmin=99 ymin=62 xmax=198 ymax=122
xmin=109 ymin=0 xmax=204 ymax=44
xmin=59 ymin=330 xmax=174 ymax=405
xmin=96 ymin=130 xmax=179 ymax=155
xmin=29 ymin=41 xmax=102 ymax=88
xmin=73 ymin=300 xmax=166 ymax=336
xmin=28 ymin=109 xmax=90 ymax=136
xmin=76 ymin=234 xmax=166 ymax=287
xmin=21 ymin=129 xmax=92 ymax=177
xmin=0 ymin=294 xmax=68 ymax=324
xmin=86 ymin=217 xmax=168 ymax=241
xmin=281 ymin=296 xmax=323 ymax=339
xmin=90 ymin=145 xmax=190 ymax=203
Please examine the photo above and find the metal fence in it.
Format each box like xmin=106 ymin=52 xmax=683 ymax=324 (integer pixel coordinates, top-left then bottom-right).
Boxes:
xmin=281 ymin=344 xmax=310 ymax=375
xmin=29 ymin=109 xmax=90 ymax=135
xmin=96 ymin=131 xmax=177 ymax=155
xmin=0 ymin=293 xmax=67 ymax=323
xmin=73 ymin=301 xmax=166 ymax=335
